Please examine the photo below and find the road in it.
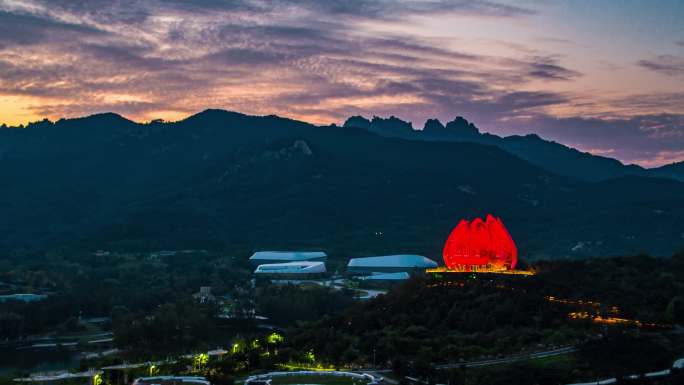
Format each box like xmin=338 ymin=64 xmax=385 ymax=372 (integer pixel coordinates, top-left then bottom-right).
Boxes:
xmin=362 ymin=346 xmax=576 ymax=375
xmin=434 ymin=346 xmax=576 ymax=369
xmin=362 ymin=371 xmax=398 ymax=385
xmin=359 ymin=346 xmax=576 ymax=385
xmin=357 ymin=289 xmax=387 ymax=300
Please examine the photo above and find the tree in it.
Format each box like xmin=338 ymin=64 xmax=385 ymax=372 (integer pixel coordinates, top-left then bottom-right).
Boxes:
xmin=665 ymin=296 xmax=684 ymax=324
xmin=578 ymin=333 xmax=671 ymax=378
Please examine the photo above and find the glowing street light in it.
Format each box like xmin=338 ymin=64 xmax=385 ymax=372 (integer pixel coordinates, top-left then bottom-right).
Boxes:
xmin=92 ymin=374 xmax=102 ymax=385
xmin=305 ymin=350 xmax=315 ymax=364
xmin=232 ymin=342 xmax=242 ymax=354
xmin=267 ymin=332 xmax=284 ymax=344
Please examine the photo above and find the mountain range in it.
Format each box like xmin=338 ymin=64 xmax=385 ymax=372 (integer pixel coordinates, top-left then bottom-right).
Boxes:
xmin=1 ymin=110 xmax=683 ymax=260
xmin=343 ymin=115 xmax=684 ymax=182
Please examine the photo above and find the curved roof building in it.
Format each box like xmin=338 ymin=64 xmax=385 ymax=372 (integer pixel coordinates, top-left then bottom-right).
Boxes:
xmin=254 ymin=261 xmax=327 ymax=276
xmin=249 ymin=251 xmax=327 ymax=266
xmin=347 ymin=254 xmax=437 ymax=274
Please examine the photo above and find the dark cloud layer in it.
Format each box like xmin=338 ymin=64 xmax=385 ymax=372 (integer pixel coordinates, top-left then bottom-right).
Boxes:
xmin=637 ymin=55 xmax=684 ymax=77
xmin=526 ymin=56 xmax=582 ymax=80
xmin=0 ymin=0 xmax=682 ymax=166
xmin=0 ymin=9 xmax=102 ymax=47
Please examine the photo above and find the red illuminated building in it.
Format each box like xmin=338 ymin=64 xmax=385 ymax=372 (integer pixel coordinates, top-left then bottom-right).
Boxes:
xmin=442 ymin=214 xmax=518 ymax=272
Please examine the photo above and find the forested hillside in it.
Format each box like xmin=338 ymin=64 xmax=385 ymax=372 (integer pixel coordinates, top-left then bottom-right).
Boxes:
xmin=1 ymin=110 xmax=683 ymax=259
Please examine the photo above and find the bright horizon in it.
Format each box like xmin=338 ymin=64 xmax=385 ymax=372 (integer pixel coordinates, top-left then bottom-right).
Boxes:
xmin=1 ymin=0 xmax=683 ymax=166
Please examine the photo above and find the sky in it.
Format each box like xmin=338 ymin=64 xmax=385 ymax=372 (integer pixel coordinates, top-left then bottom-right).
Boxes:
xmin=0 ymin=0 xmax=683 ymax=167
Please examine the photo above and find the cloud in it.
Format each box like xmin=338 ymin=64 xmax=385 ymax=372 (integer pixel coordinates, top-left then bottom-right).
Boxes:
xmin=0 ymin=9 xmax=103 ymax=47
xmin=30 ymin=100 xmax=166 ymax=118
xmin=610 ymin=92 xmax=684 ymax=116
xmin=637 ymin=55 xmax=684 ymax=77
xmin=0 ymin=0 xmax=680 ymax=167
xmin=308 ymin=0 xmax=536 ymax=19
xmin=154 ymin=0 xmax=536 ymax=20
xmin=0 ymin=0 xmax=565 ymax=122
xmin=636 ymin=149 xmax=684 ymax=168
xmin=526 ymin=56 xmax=582 ymax=80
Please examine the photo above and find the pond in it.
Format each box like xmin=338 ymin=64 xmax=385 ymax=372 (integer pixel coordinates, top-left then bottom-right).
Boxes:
xmin=0 ymin=345 xmax=80 ymax=376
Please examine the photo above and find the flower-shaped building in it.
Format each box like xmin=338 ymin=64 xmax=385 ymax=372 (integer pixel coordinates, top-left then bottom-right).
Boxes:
xmin=442 ymin=214 xmax=518 ymax=271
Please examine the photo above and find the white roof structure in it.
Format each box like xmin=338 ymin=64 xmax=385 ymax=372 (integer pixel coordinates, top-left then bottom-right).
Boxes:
xmin=358 ymin=272 xmax=410 ymax=281
xmin=254 ymin=261 xmax=327 ymax=275
xmin=249 ymin=251 xmax=327 ymax=263
xmin=347 ymin=254 xmax=437 ymax=269
xmin=132 ymin=377 xmax=211 ymax=385
xmin=674 ymin=357 xmax=684 ymax=370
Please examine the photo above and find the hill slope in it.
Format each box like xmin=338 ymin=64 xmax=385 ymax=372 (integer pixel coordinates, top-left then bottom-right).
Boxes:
xmin=1 ymin=110 xmax=683 ymax=259
xmin=652 ymin=161 xmax=684 ymax=181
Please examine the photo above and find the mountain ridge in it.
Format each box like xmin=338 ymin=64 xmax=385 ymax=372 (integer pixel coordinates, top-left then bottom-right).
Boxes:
xmin=343 ymin=114 xmax=678 ymax=182
xmin=6 ymin=109 xmax=677 ymax=182
xmin=1 ymin=109 xmax=683 ymax=259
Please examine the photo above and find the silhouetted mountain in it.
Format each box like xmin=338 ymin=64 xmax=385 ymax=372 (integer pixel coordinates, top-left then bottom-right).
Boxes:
xmin=422 ymin=118 xmax=445 ymax=133
xmin=345 ymin=115 xmax=655 ymax=182
xmin=423 ymin=116 xmax=480 ymax=139
xmin=651 ymin=161 xmax=684 ymax=181
xmin=344 ymin=115 xmax=414 ymax=138
xmin=1 ymin=110 xmax=683 ymax=260
xmin=496 ymin=133 xmax=648 ymax=181
xmin=344 ymin=116 xmax=371 ymax=130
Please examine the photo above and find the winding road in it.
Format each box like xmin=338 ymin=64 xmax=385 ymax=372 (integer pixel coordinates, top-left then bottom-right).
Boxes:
xmin=434 ymin=346 xmax=576 ymax=369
